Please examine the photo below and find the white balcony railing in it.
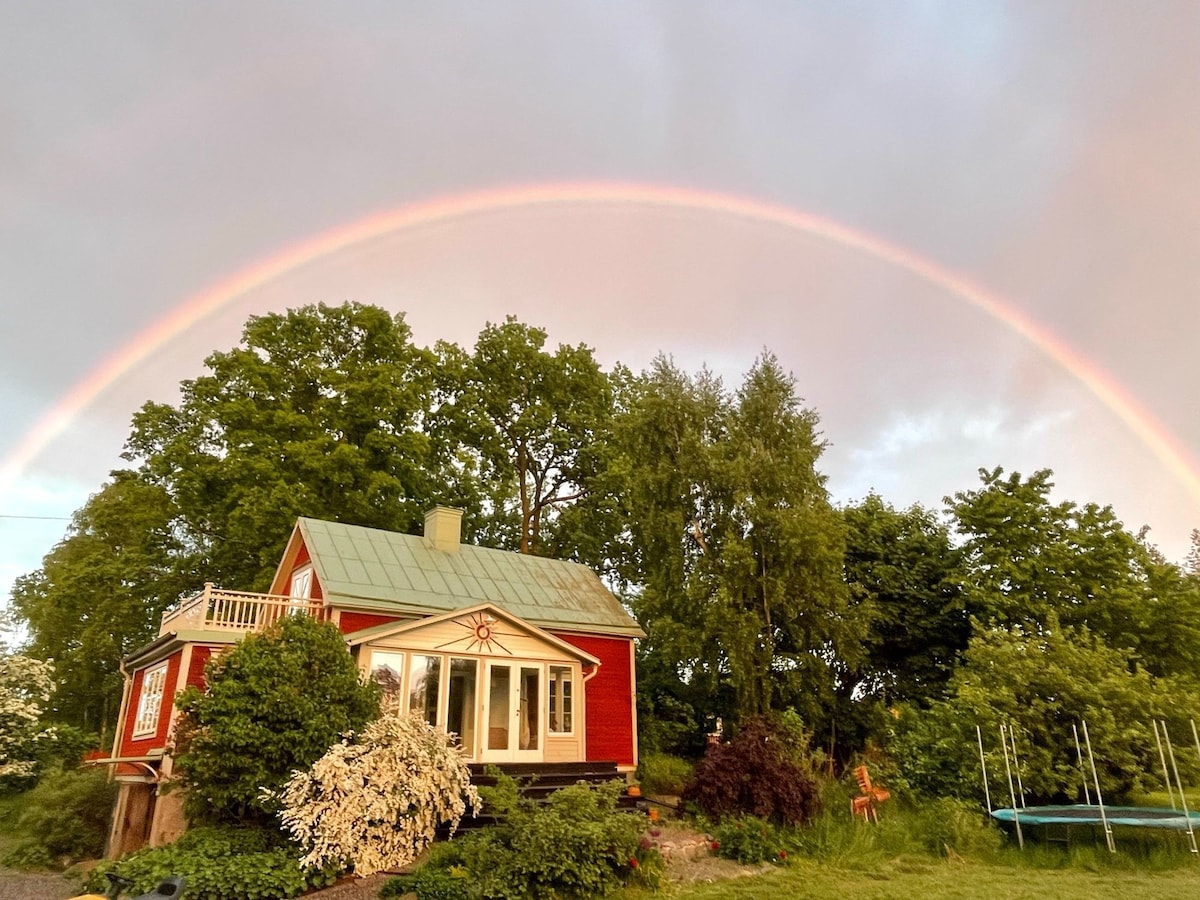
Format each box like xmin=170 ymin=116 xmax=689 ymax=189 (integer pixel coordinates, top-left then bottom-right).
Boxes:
xmin=159 ymin=583 xmax=326 ymax=636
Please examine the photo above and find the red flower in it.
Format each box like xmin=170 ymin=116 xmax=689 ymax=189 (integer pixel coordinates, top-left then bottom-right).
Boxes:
xmin=778 ymin=850 xmax=787 ymax=860
xmin=629 ymin=858 xmax=639 ymax=869
xmin=711 ymin=840 xmax=720 ymax=851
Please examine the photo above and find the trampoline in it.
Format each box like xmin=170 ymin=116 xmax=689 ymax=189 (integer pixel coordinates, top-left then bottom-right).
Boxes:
xmin=992 ymin=805 xmax=1200 ymax=832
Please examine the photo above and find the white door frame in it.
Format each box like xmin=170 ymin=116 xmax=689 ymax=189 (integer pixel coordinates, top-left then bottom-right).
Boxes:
xmin=480 ymin=660 xmax=543 ymax=762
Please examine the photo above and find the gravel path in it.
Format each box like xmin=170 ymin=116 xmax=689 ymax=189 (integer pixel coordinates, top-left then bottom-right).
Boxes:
xmin=0 ymin=867 xmax=77 ymax=900
xmin=0 ymin=868 xmax=392 ymax=900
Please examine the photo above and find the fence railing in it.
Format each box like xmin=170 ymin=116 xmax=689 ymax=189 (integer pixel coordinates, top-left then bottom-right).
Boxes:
xmin=159 ymin=583 xmax=325 ymax=636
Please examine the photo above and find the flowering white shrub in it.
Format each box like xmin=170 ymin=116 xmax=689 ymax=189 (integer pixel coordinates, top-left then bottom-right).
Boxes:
xmin=276 ymin=712 xmax=480 ymax=876
xmin=0 ymin=652 xmax=56 ymax=781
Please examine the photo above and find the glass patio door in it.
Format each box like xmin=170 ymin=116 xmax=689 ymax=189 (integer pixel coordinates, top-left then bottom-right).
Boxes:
xmin=481 ymin=661 xmax=542 ymax=762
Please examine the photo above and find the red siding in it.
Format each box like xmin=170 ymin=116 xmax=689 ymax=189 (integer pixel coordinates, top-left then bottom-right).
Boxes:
xmin=118 ymin=651 xmax=183 ymax=759
xmin=338 ymin=612 xmax=400 ymax=634
xmin=186 ymin=646 xmax=215 ymax=690
xmin=553 ymin=633 xmax=636 ymax=767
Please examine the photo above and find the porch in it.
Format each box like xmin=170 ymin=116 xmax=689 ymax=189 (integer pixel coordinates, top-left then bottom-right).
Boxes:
xmin=158 ymin=583 xmax=325 ymax=637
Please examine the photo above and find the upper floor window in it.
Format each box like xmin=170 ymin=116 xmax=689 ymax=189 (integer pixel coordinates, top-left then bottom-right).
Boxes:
xmin=290 ymin=567 xmax=313 ymax=600
xmin=132 ymin=663 xmax=168 ymax=738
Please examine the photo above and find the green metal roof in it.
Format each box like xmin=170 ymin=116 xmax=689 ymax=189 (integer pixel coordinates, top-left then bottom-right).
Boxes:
xmin=296 ymin=518 xmax=644 ymax=638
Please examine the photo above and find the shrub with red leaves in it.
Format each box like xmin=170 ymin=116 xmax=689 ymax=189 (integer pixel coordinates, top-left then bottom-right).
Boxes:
xmin=680 ymin=717 xmax=821 ymax=825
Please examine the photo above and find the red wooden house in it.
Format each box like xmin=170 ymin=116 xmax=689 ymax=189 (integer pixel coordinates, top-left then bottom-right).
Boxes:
xmin=104 ymin=507 xmax=643 ymax=856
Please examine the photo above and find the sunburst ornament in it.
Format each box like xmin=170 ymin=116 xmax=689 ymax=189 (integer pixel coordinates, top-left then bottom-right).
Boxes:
xmin=436 ymin=610 xmax=514 ymax=655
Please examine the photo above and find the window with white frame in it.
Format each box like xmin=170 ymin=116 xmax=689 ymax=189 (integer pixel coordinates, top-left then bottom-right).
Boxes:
xmin=132 ymin=663 xmax=168 ymax=738
xmin=548 ymin=666 xmax=573 ymax=734
xmin=290 ymin=567 xmax=313 ymax=599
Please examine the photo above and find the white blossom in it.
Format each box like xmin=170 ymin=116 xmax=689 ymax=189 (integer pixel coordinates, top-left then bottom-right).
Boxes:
xmin=0 ymin=653 xmax=56 ymax=780
xmin=275 ymin=712 xmax=480 ymax=876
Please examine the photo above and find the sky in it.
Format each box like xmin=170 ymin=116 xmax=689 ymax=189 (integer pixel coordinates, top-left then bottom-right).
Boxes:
xmin=2 ymin=1 xmax=1199 ymax=605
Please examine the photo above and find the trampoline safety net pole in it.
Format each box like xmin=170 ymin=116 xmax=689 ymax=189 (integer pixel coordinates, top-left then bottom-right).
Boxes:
xmin=1000 ymin=723 xmax=1023 ymax=849
xmin=977 ymin=724 xmax=992 ymax=812
xmin=1073 ymin=723 xmax=1091 ymax=805
xmin=1190 ymin=719 xmax=1200 ymax=776
xmin=1161 ymin=721 xmax=1198 ymax=855
xmin=1009 ymin=724 xmax=1027 ymax=810
xmin=1154 ymin=720 xmax=1177 ymax=811
xmin=1082 ymin=720 xmax=1115 ymax=852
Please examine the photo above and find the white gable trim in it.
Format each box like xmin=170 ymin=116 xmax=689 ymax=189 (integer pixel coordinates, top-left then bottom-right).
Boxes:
xmin=345 ymin=603 xmax=602 ymax=667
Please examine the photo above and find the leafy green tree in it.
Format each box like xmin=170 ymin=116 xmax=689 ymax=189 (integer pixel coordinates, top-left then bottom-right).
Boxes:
xmin=10 ymin=473 xmax=190 ymax=735
xmin=172 ymin=615 xmax=379 ymax=826
xmin=126 ymin=302 xmax=443 ymax=590
xmin=949 ymin=467 xmax=1200 ymax=678
xmin=433 ymin=317 xmax=615 ymax=555
xmin=620 ymin=355 xmax=858 ymax=730
xmin=842 ymin=494 xmax=968 ymax=706
xmin=891 ymin=622 xmax=1199 ymax=803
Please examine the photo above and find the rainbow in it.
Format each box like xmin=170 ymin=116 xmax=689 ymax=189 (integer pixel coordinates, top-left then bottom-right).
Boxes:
xmin=3 ymin=181 xmax=1199 ymax=504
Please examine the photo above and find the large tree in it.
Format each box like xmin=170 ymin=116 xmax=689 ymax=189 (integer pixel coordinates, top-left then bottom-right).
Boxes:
xmin=948 ymin=467 xmax=1200 ymax=677
xmin=433 ymin=317 xmax=614 ymax=556
xmin=126 ymin=302 xmax=444 ymax=590
xmin=9 ymin=473 xmax=191 ymax=735
xmin=620 ymin=355 xmax=858 ymax=731
xmin=841 ymin=494 xmax=969 ymax=706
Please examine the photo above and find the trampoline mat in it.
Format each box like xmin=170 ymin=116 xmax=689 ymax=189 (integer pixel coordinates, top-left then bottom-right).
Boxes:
xmin=992 ymin=805 xmax=1200 ymax=830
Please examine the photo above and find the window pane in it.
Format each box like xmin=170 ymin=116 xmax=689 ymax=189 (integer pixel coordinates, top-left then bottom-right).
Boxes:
xmin=409 ymin=655 xmax=441 ymax=726
xmin=133 ymin=664 xmax=167 ymax=737
xmin=488 ymin=665 xmax=511 ymax=750
xmin=549 ymin=666 xmax=572 ymax=733
xmin=370 ymin=651 xmax=405 ymax=710
xmin=447 ymin=658 xmax=477 ymax=755
xmin=520 ymin=667 xmax=539 ymax=751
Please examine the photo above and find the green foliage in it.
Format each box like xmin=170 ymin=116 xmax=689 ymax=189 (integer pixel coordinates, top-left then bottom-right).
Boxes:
xmin=889 ymin=624 xmax=1198 ymax=803
xmin=842 ymin=494 xmax=969 ymax=706
xmin=637 ymin=753 xmax=693 ymax=796
xmin=382 ymin=866 xmax=472 ymax=900
xmin=9 ymin=473 xmax=192 ymax=735
xmin=433 ymin=316 xmax=615 ymax=556
xmin=172 ymin=615 xmax=379 ymax=826
xmin=906 ymin=798 xmax=1005 ymax=859
xmin=126 ymin=302 xmax=442 ymax=591
xmin=682 ymin=716 xmax=822 ymax=826
xmin=446 ymin=779 xmax=659 ymax=898
xmin=713 ymin=816 xmax=788 ymax=864
xmin=619 ymin=355 xmax=861 ymax=736
xmin=87 ymin=825 xmax=340 ymax=900
xmin=2 ymin=768 xmax=116 ymax=867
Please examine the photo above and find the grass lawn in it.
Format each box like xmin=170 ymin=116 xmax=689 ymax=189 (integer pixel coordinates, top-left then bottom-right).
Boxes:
xmin=666 ymin=856 xmax=1200 ymax=899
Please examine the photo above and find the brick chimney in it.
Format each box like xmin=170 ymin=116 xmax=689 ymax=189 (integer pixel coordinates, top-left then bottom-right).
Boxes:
xmin=423 ymin=506 xmax=464 ymax=553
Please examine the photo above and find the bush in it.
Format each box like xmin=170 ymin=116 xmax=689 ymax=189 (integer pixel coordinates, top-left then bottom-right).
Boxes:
xmin=2 ymin=768 xmax=116 ymax=868
xmin=172 ymin=615 xmax=379 ymax=826
xmin=277 ymin=712 xmax=480 ymax=876
xmin=682 ymin=716 xmax=821 ymax=825
xmin=908 ymin=797 xmax=1004 ymax=859
xmin=382 ymin=866 xmax=472 ymax=900
xmin=432 ymin=777 xmax=661 ymax=898
xmin=637 ymin=753 xmax=693 ymax=796
xmin=712 ymin=816 xmax=788 ymax=864
xmin=86 ymin=825 xmax=340 ymax=900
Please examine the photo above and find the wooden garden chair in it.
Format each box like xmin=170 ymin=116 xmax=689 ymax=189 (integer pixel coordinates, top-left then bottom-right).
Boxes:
xmin=851 ymin=764 xmax=890 ymax=823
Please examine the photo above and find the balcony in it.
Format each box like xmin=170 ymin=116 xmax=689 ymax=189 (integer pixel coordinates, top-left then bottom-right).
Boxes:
xmin=159 ymin=583 xmax=327 ymax=636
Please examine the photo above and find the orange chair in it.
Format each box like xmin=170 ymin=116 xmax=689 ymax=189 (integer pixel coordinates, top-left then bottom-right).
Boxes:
xmin=851 ymin=765 xmax=890 ymax=823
